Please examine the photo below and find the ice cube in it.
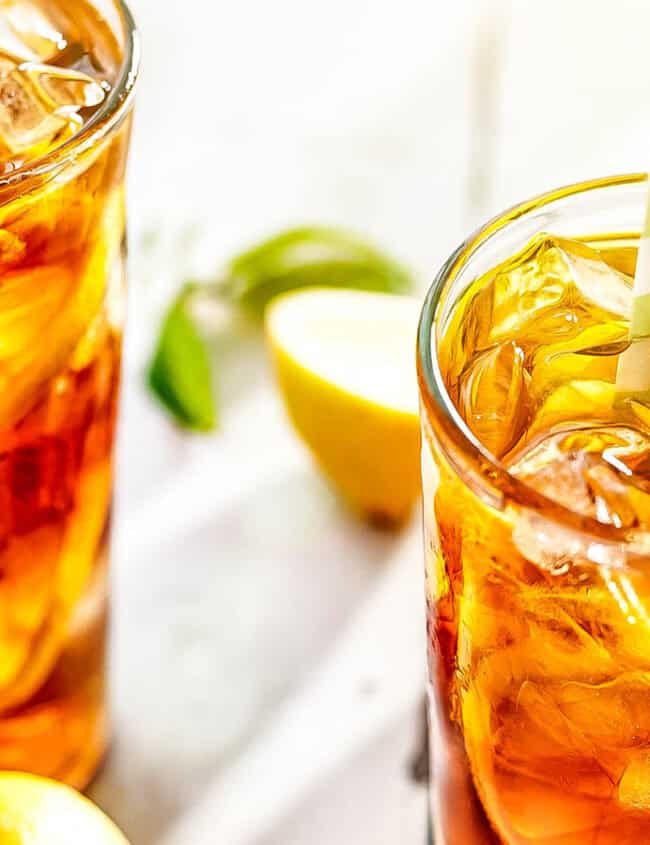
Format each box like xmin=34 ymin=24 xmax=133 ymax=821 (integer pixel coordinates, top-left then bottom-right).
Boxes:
xmin=554 ymin=674 xmax=646 ymax=747
xmin=441 ymin=235 xmax=633 ymax=435
xmin=477 ymin=543 xmax=650 ymax=673
xmin=461 ymin=676 xmax=610 ymax=842
xmin=563 ymin=245 xmax=632 ymax=320
xmin=497 ymin=773 xmax=615 ymax=842
xmin=509 ymin=425 xmax=650 ymax=529
xmin=599 ymin=244 xmax=638 ymax=277
xmin=464 ymin=658 xmax=650 ymax=838
xmin=483 ymin=236 xmax=631 ymax=348
xmin=0 ymin=66 xmax=66 ymax=154
xmin=25 ymin=62 xmax=104 ymax=110
xmin=0 ymin=60 xmax=104 ymax=155
xmin=0 ymin=1 xmax=106 ymax=160
xmin=458 ymin=340 xmax=531 ymax=458
xmin=488 ymin=237 xmax=588 ymax=344
xmin=3 ymin=1 xmax=67 ymax=61
xmin=499 ymin=680 xmax=616 ymax=792
xmin=529 ymin=322 xmax=626 ymax=401
xmin=0 ymin=10 xmax=39 ymax=64
xmin=444 ymin=235 xmax=631 ymax=374
xmin=619 ymin=752 xmax=650 ymax=810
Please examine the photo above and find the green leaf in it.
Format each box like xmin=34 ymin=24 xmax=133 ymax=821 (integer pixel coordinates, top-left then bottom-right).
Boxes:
xmin=147 ymin=225 xmax=414 ymax=432
xmin=147 ymin=287 xmax=217 ymax=431
xmin=221 ymin=226 xmax=413 ymax=317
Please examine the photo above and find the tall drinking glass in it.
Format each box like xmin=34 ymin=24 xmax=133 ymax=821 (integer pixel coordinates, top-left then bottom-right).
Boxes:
xmin=0 ymin=0 xmax=138 ymax=787
xmin=418 ymin=175 xmax=650 ymax=843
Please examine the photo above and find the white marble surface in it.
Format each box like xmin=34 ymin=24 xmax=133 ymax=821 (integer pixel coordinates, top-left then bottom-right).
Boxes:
xmin=87 ymin=0 xmax=650 ymax=842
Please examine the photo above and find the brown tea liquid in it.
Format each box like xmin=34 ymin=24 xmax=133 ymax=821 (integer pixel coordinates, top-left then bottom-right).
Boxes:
xmin=426 ymin=234 xmax=650 ymax=843
xmin=0 ymin=0 xmax=129 ymax=788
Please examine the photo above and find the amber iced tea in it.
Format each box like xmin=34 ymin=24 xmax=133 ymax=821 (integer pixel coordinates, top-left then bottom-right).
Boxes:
xmin=0 ymin=0 xmax=135 ymax=787
xmin=419 ymin=177 xmax=650 ymax=843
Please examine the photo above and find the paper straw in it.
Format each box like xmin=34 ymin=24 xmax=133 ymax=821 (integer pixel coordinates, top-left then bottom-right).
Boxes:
xmin=615 ymin=183 xmax=650 ymax=397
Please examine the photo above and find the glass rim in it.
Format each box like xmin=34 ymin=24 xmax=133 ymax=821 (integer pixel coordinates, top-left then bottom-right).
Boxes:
xmin=0 ymin=0 xmax=140 ymax=192
xmin=417 ymin=171 xmax=650 ymax=544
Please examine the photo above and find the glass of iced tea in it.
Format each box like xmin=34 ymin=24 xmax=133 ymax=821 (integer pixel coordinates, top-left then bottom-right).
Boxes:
xmin=0 ymin=0 xmax=137 ymax=788
xmin=418 ymin=174 xmax=650 ymax=843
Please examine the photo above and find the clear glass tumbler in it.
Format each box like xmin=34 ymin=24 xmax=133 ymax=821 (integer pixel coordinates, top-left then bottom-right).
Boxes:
xmin=418 ymin=174 xmax=650 ymax=843
xmin=0 ymin=0 xmax=138 ymax=788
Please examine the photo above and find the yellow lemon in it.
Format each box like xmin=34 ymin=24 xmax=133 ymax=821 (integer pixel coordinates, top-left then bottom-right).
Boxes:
xmin=0 ymin=772 xmax=129 ymax=844
xmin=266 ymin=288 xmax=421 ymax=526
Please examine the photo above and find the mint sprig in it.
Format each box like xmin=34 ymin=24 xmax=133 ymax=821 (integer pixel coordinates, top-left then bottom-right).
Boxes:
xmin=221 ymin=226 xmax=413 ymax=317
xmin=147 ymin=286 xmax=216 ymax=431
xmin=147 ymin=226 xmax=413 ymax=430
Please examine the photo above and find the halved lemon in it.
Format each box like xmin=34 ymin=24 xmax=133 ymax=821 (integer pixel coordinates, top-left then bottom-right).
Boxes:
xmin=0 ymin=773 xmax=129 ymax=844
xmin=266 ymin=288 xmax=421 ymax=526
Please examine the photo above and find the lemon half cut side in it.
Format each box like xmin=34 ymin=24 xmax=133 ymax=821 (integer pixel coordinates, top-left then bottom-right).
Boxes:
xmin=266 ymin=288 xmax=422 ymax=526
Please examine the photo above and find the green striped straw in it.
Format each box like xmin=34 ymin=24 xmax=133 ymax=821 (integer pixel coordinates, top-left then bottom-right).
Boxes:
xmin=616 ymin=187 xmax=650 ymax=399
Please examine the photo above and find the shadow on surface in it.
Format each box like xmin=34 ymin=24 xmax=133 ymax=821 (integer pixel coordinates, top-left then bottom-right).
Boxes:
xmin=255 ymin=704 xmax=428 ymax=845
xmin=92 ymin=467 xmax=400 ymax=844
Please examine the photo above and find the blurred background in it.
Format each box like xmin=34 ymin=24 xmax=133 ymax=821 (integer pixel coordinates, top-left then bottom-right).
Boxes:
xmin=90 ymin=0 xmax=650 ymax=842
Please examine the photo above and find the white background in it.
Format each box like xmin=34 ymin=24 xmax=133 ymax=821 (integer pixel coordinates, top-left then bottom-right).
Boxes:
xmin=88 ymin=0 xmax=650 ymax=842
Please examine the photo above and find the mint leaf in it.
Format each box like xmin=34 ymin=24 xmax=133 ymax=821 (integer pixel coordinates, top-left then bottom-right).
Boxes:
xmin=147 ymin=287 xmax=216 ymax=431
xmin=148 ymin=225 xmax=415 ymax=431
xmin=221 ymin=226 xmax=413 ymax=317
